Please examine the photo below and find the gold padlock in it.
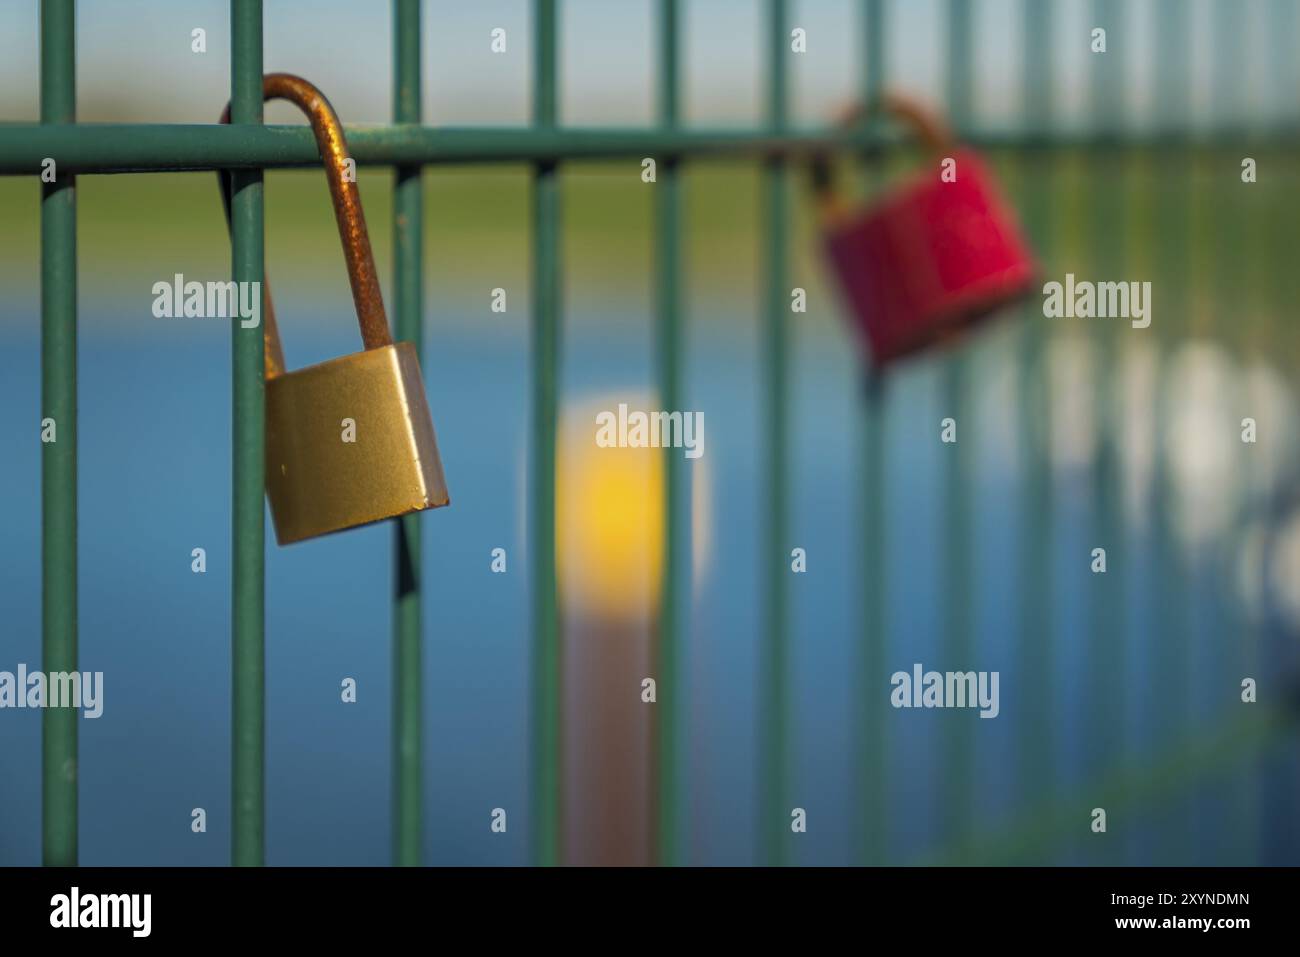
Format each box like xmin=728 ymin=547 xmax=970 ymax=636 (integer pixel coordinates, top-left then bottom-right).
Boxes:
xmin=221 ymin=73 xmax=449 ymax=545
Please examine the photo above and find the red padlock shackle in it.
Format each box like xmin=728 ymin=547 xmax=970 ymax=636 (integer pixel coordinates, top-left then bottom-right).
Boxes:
xmin=811 ymin=93 xmax=954 ymax=223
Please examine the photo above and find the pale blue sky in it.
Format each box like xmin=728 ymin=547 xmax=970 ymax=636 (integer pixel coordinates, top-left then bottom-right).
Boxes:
xmin=0 ymin=1 xmax=1294 ymax=131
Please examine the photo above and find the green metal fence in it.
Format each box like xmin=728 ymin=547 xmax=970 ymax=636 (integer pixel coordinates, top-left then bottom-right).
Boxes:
xmin=8 ymin=0 xmax=1297 ymax=867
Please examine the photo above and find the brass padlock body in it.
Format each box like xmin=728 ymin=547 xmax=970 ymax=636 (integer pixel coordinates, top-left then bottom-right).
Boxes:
xmin=266 ymin=342 xmax=449 ymax=545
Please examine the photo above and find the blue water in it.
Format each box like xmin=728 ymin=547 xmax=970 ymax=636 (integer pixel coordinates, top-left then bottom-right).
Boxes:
xmin=1 ymin=304 xmax=1294 ymax=865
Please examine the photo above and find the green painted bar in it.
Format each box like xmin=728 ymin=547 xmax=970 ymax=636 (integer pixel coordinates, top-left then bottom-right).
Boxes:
xmin=1274 ymin=0 xmax=1299 ymax=140
xmin=857 ymin=386 xmax=887 ymax=864
xmin=1015 ymin=0 xmax=1055 ymax=864
xmin=40 ymin=0 xmax=78 ymax=869
xmin=391 ymin=0 xmax=424 ymax=868
xmin=940 ymin=0 xmax=974 ymax=860
xmin=858 ymin=0 xmax=888 ymax=868
xmin=759 ymin=0 xmax=790 ymax=868
xmin=945 ymin=0 xmax=974 ymax=124
xmin=1247 ymin=0 xmax=1298 ymax=865
xmin=1211 ymin=0 xmax=1249 ymax=866
xmin=530 ymin=0 xmax=561 ymax=868
xmin=654 ymin=0 xmax=683 ymax=868
xmin=0 ymin=124 xmax=1268 ymax=176
xmin=1086 ymin=0 xmax=1128 ymax=865
xmin=1091 ymin=0 xmax=1124 ymax=135
xmin=230 ymin=0 xmax=265 ymax=869
xmin=1151 ymin=0 xmax=1190 ymax=864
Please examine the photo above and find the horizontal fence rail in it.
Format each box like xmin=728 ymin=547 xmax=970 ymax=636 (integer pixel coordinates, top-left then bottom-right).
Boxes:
xmin=4 ymin=126 xmax=1297 ymax=176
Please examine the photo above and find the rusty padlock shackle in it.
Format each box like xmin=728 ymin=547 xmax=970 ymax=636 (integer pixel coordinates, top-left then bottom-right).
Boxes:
xmin=218 ymin=73 xmax=392 ymax=380
xmin=811 ymin=92 xmax=954 ymax=221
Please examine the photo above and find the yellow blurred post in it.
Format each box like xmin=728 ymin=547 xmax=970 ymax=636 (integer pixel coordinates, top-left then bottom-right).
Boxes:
xmin=556 ymin=397 xmax=664 ymax=865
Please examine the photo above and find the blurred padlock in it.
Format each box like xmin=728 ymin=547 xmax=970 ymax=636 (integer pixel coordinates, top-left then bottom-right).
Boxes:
xmin=220 ymin=73 xmax=449 ymax=545
xmin=813 ymin=94 xmax=1036 ymax=367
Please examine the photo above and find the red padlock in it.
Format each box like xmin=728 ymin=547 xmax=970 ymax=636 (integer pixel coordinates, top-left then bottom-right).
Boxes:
xmin=814 ymin=95 xmax=1036 ymax=367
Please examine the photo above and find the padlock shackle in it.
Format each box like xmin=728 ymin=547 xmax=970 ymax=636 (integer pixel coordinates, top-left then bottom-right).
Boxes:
xmin=218 ymin=73 xmax=392 ymax=379
xmin=810 ymin=93 xmax=954 ymax=221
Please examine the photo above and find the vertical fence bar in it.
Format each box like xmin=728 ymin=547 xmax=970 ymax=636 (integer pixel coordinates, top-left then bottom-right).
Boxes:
xmin=392 ymin=0 xmax=424 ymax=867
xmin=530 ymin=0 xmax=562 ymax=867
xmin=1151 ymin=0 xmax=1190 ymax=865
xmin=858 ymin=0 xmax=888 ymax=867
xmin=40 ymin=0 xmax=78 ymax=868
xmin=1210 ymin=0 xmax=1249 ymax=865
xmin=1270 ymin=0 xmax=1300 ymax=869
xmin=1087 ymin=0 xmax=1127 ymax=865
xmin=654 ymin=0 xmax=683 ymax=868
xmin=940 ymin=0 xmax=974 ymax=861
xmin=1016 ymin=0 xmax=1055 ymax=863
xmin=1257 ymin=0 xmax=1296 ymax=866
xmin=759 ymin=0 xmax=790 ymax=867
xmin=230 ymin=0 xmax=266 ymax=868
